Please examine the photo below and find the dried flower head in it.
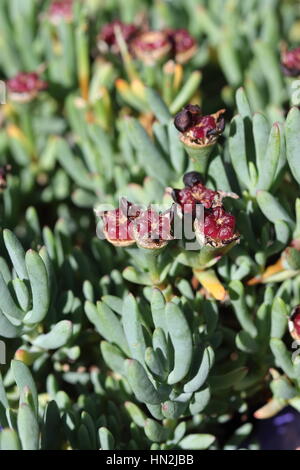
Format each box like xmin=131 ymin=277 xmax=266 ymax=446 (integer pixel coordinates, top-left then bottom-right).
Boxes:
xmin=98 ymin=203 xmax=136 ymax=247
xmin=171 ymin=171 xmax=238 ymax=214
xmin=132 ymin=207 xmax=173 ymax=250
xmin=98 ymin=20 xmax=138 ymax=54
xmin=7 ymin=72 xmax=48 ymax=103
xmin=131 ymin=30 xmax=172 ymax=65
xmin=281 ymin=46 xmax=300 ymax=77
xmin=48 ymin=0 xmax=73 ymax=24
xmin=174 ymin=105 xmax=202 ymax=133
xmin=174 ymin=106 xmax=226 ymax=147
xmin=171 ymin=172 xmax=239 ymax=248
xmin=166 ymin=28 xmax=197 ymax=64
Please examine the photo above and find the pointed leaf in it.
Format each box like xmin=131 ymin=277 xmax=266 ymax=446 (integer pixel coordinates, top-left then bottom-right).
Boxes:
xmin=125 ymin=359 xmax=161 ymax=405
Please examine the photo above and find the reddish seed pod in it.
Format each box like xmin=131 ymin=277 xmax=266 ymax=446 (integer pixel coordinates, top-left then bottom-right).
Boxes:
xmin=203 ymin=207 xmax=236 ymax=241
xmin=171 ymin=188 xmax=196 ymax=214
xmin=7 ymin=72 xmax=48 ymax=103
xmin=102 ymin=208 xmax=135 ymax=247
xmin=165 ymin=28 xmax=197 ymax=64
xmin=130 ymin=31 xmax=172 ymax=65
xmin=48 ymin=0 xmax=73 ymax=23
xmin=7 ymin=73 xmax=47 ymax=95
xmin=191 ymin=115 xmax=217 ymax=141
xmin=99 ymin=20 xmax=138 ymax=53
xmin=281 ymin=47 xmax=300 ymax=77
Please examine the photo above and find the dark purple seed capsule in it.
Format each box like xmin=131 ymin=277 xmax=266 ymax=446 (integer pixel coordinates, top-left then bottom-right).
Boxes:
xmin=183 ymin=171 xmax=202 ymax=188
xmin=174 ymin=109 xmax=192 ymax=132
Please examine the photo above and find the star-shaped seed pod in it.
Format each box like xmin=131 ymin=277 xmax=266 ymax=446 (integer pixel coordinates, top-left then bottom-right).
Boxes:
xmin=96 ymin=198 xmax=139 ymax=248
xmin=132 ymin=207 xmax=174 ymax=250
xmin=194 ymin=206 xmax=239 ymax=248
xmin=170 ymin=172 xmax=239 ymax=249
xmin=171 ymin=171 xmax=239 ymax=215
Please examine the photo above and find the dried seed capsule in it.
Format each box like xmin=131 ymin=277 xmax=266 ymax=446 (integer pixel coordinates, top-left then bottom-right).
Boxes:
xmin=173 ymin=173 xmax=236 ymax=213
xmin=174 ymin=109 xmax=193 ymax=132
xmin=7 ymin=72 xmax=48 ymax=103
xmin=100 ymin=208 xmax=135 ymax=247
xmin=174 ymin=105 xmax=202 ymax=132
xmin=174 ymin=107 xmax=226 ymax=173
xmin=203 ymin=207 xmax=236 ymax=241
xmin=281 ymin=46 xmax=300 ymax=77
xmin=98 ymin=20 xmax=139 ymax=55
xmin=194 ymin=206 xmax=239 ymax=248
xmin=171 ymin=187 xmax=196 ymax=214
xmin=48 ymin=0 xmax=73 ymax=24
xmin=132 ymin=208 xmax=173 ymax=250
xmin=182 ymin=171 xmax=202 ymax=188
xmin=166 ymin=29 xmax=197 ymax=64
xmin=131 ymin=31 xmax=172 ymax=65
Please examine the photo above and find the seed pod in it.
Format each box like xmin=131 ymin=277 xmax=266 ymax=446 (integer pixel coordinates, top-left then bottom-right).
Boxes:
xmin=196 ymin=206 xmax=239 ymax=248
xmin=131 ymin=31 xmax=172 ymax=66
xmin=174 ymin=109 xmax=193 ymax=132
xmin=7 ymin=73 xmax=48 ymax=103
xmin=183 ymin=171 xmax=202 ymax=188
xmin=98 ymin=208 xmax=135 ymax=247
xmin=171 ymin=175 xmax=238 ymax=216
xmin=97 ymin=20 xmax=139 ymax=55
xmin=119 ymin=197 xmax=141 ymax=221
xmin=166 ymin=29 xmax=197 ymax=64
xmin=174 ymin=108 xmax=226 ymax=174
xmin=281 ymin=46 xmax=300 ymax=77
xmin=48 ymin=0 xmax=74 ymax=25
xmin=174 ymin=105 xmax=202 ymax=132
xmin=132 ymin=208 xmax=173 ymax=250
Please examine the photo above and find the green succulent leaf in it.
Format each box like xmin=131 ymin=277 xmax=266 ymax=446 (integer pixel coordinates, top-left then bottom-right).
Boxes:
xmin=179 ymin=433 xmax=215 ymax=450
xmin=286 ymin=107 xmax=300 ymax=185
xmin=166 ymin=302 xmax=193 ymax=385
xmin=125 ymin=359 xmax=161 ymax=405
xmin=32 ymin=320 xmax=73 ymax=350
xmin=23 ymin=250 xmax=50 ymax=325
xmin=0 ymin=428 xmax=21 ymax=450
xmin=11 ymin=360 xmax=38 ymax=415
xmin=17 ymin=401 xmax=39 ymax=450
